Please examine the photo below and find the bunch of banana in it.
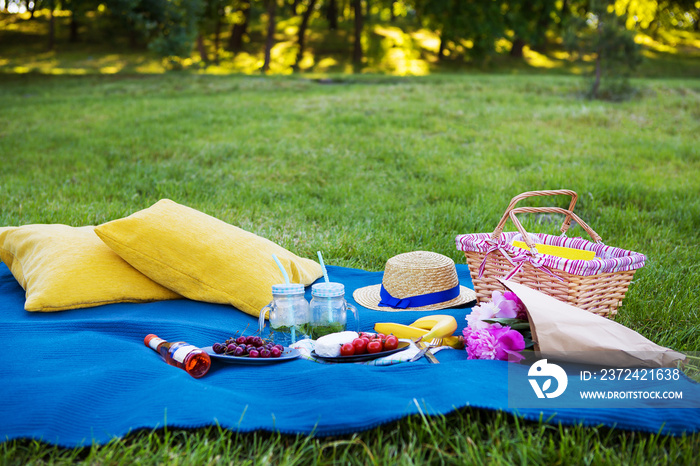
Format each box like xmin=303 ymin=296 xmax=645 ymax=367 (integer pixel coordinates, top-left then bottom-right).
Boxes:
xmin=374 ymin=315 xmax=464 ymax=349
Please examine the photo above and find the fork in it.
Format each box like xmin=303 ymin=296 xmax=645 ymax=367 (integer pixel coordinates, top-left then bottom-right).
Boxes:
xmin=427 ymin=336 xmax=465 ymax=349
xmin=412 ymin=339 xmax=440 ymax=364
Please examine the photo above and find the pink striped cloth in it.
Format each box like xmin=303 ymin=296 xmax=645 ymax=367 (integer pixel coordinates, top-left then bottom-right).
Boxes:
xmin=456 ymin=231 xmax=646 ymax=277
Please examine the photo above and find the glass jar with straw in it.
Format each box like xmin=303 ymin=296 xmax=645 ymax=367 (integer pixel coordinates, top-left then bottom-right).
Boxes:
xmin=309 ymin=252 xmax=359 ymax=339
xmin=258 ymin=254 xmax=311 ymax=346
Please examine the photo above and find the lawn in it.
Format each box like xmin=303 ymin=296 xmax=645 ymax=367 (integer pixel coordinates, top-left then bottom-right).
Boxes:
xmin=1 ymin=70 xmax=699 ymax=462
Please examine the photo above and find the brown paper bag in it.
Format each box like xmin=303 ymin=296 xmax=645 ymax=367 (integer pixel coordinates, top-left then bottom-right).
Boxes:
xmin=499 ymin=279 xmax=686 ymax=368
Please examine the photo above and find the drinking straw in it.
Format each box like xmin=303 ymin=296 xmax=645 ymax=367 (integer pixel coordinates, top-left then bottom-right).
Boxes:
xmin=318 ymin=251 xmax=335 ymax=328
xmin=271 ymin=254 xmax=290 ymax=284
xmin=317 ymin=251 xmax=330 ymax=283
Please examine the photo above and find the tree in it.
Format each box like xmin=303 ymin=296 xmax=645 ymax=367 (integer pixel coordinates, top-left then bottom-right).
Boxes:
xmin=102 ymin=0 xmax=204 ymax=60
xmin=47 ymin=0 xmax=56 ymax=50
xmin=228 ymin=0 xmax=252 ymax=53
xmin=652 ymin=0 xmax=700 ymax=33
xmin=197 ymin=0 xmax=230 ymax=63
xmin=352 ymin=0 xmax=363 ymax=72
xmin=415 ymin=0 xmax=504 ymax=62
xmin=292 ymin=0 xmax=318 ymax=71
xmin=262 ymin=0 xmax=277 ymax=72
xmin=63 ymin=0 xmax=102 ymax=43
xmin=147 ymin=0 xmax=204 ymax=59
xmin=564 ymin=0 xmax=642 ymax=100
xmin=24 ymin=0 xmax=39 ymax=18
xmin=324 ymin=0 xmax=338 ymax=30
xmin=504 ymin=0 xmax=559 ymax=57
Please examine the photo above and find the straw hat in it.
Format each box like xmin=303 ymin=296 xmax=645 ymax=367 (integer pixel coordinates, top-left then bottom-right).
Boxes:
xmin=353 ymin=251 xmax=477 ymax=311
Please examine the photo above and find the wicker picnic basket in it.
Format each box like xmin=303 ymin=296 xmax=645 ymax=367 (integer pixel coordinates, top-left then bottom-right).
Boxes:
xmin=455 ymin=190 xmax=646 ymax=318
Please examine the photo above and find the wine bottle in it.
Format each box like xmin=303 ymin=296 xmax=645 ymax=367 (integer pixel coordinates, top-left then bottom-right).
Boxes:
xmin=144 ymin=334 xmax=211 ymax=378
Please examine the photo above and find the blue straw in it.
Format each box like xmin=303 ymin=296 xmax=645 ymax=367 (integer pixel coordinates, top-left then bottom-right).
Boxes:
xmin=271 ymin=254 xmax=290 ymax=284
xmin=317 ymin=251 xmax=329 ymax=283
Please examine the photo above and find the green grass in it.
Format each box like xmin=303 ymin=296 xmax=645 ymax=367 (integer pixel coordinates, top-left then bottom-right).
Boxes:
xmin=1 ymin=71 xmax=699 ymax=462
xmin=3 ymin=410 xmax=700 ymax=465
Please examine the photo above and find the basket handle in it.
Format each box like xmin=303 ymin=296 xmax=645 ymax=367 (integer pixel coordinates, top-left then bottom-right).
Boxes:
xmin=508 ymin=206 xmax=603 ymax=251
xmin=491 ymin=190 xmax=579 ymax=241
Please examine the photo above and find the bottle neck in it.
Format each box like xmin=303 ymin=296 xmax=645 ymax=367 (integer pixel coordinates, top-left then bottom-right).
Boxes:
xmin=145 ymin=334 xmax=166 ymax=351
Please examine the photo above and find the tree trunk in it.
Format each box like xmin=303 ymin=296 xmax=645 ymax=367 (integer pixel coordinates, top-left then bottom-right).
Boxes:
xmin=214 ymin=10 xmax=222 ymax=64
xmin=293 ymin=0 xmax=318 ymax=71
xmin=262 ymin=0 xmax=277 ymax=73
xmin=592 ymin=53 xmax=601 ymax=98
xmin=438 ymin=32 xmax=446 ymax=61
xmin=352 ymin=0 xmax=363 ymax=72
xmin=128 ymin=21 xmax=139 ymax=49
xmin=47 ymin=2 xmax=55 ymax=51
xmin=326 ymin=0 xmax=338 ymax=30
xmin=197 ymin=34 xmax=209 ymax=63
xmin=69 ymin=11 xmax=79 ymax=43
xmin=228 ymin=0 xmax=251 ymax=53
xmin=509 ymin=37 xmax=525 ymax=58
xmin=559 ymin=0 xmax=569 ymax=24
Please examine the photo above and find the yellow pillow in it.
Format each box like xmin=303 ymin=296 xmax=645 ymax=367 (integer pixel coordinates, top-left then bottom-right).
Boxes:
xmin=0 ymin=224 xmax=181 ymax=312
xmin=94 ymin=199 xmax=323 ymax=317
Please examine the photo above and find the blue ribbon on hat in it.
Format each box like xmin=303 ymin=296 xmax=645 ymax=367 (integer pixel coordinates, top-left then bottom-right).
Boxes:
xmin=378 ymin=284 xmax=461 ymax=309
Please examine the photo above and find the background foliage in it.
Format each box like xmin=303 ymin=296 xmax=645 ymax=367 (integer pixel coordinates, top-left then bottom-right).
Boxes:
xmin=2 ymin=0 xmax=699 ymax=81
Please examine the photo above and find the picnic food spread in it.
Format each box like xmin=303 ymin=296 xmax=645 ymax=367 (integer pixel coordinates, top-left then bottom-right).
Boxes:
xmin=0 ymin=191 xmax=684 ymax=371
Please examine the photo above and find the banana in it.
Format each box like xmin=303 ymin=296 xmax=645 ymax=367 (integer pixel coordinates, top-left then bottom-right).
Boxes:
xmin=374 ymin=320 xmax=464 ymax=349
xmin=374 ymin=322 xmax=428 ymax=339
xmin=440 ymin=336 xmax=464 ymax=349
xmin=409 ymin=314 xmax=457 ymax=331
xmin=418 ymin=315 xmax=458 ymax=341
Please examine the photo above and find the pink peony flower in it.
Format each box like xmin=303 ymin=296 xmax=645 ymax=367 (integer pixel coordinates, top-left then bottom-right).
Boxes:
xmin=465 ymin=302 xmax=499 ymax=331
xmin=492 ymin=290 xmax=527 ymax=320
xmin=463 ymin=325 xmax=526 ymax=361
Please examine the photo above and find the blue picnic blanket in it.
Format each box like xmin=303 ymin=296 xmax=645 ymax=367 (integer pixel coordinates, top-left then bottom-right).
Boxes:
xmin=1 ymin=262 xmax=699 ymax=447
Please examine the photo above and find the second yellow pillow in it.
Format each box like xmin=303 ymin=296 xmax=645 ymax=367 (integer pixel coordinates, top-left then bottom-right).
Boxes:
xmin=95 ymin=199 xmax=323 ymax=317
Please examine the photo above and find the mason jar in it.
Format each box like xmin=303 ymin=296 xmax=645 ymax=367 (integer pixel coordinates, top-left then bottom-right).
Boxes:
xmin=309 ymin=282 xmax=359 ymax=339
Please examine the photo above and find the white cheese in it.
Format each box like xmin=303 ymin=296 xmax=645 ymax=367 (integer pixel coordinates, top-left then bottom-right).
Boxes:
xmin=314 ymin=331 xmax=359 ymax=357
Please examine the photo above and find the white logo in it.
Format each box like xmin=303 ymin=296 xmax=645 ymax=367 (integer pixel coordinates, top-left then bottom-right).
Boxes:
xmin=528 ymin=359 xmax=568 ymax=399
